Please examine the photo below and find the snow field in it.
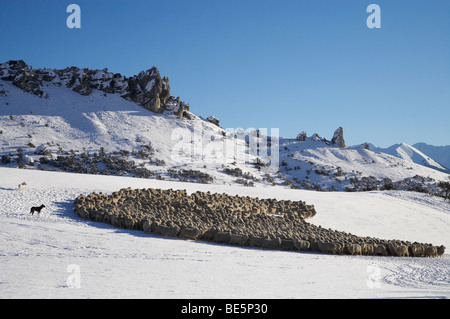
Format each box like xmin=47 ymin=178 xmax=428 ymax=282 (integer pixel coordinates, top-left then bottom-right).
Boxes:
xmin=0 ymin=167 xmax=449 ymax=299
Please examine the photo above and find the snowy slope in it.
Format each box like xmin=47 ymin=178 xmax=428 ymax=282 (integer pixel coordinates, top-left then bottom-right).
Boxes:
xmin=0 ymin=78 xmax=268 ymax=186
xmin=278 ymin=137 xmax=449 ymax=191
xmin=0 ymin=167 xmax=449 ymax=299
xmin=1 ymin=60 xmax=449 ymax=193
xmin=413 ymin=143 xmax=450 ymax=172
xmin=370 ymin=143 xmax=449 ymax=173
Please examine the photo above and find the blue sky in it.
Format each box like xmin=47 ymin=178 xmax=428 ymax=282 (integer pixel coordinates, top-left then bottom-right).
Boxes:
xmin=0 ymin=0 xmax=449 ymax=147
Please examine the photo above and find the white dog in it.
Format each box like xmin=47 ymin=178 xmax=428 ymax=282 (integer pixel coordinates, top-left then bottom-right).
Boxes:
xmin=18 ymin=182 xmax=27 ymax=190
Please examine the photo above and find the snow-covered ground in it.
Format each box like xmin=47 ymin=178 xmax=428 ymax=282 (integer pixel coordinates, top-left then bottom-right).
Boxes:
xmin=1 ymin=167 xmax=449 ymax=299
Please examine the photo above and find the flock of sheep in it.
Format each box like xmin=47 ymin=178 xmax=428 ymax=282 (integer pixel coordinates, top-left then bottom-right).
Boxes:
xmin=73 ymin=187 xmax=445 ymax=258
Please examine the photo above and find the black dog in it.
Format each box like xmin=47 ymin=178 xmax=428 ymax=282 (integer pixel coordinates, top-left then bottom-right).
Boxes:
xmin=30 ymin=204 xmax=46 ymax=216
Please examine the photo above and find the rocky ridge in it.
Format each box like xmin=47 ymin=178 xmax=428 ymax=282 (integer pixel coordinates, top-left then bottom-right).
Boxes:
xmin=0 ymin=60 xmax=190 ymax=118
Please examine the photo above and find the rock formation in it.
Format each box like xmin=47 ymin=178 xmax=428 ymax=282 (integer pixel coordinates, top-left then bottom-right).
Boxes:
xmin=296 ymin=131 xmax=307 ymax=141
xmin=331 ymin=127 xmax=346 ymax=148
xmin=0 ymin=60 xmax=189 ymax=117
xmin=0 ymin=60 xmax=47 ymax=98
xmin=206 ymin=116 xmax=220 ymax=126
xmin=121 ymin=67 xmax=171 ymax=113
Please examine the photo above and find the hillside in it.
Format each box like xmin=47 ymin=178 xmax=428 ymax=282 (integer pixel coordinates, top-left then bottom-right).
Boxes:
xmin=370 ymin=143 xmax=449 ymax=173
xmin=413 ymin=142 xmax=450 ymax=171
xmin=278 ymin=137 xmax=449 ymax=192
xmin=1 ymin=60 xmax=449 ymax=195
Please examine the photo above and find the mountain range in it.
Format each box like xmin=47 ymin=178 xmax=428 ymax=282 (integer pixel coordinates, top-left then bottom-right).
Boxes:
xmin=1 ymin=60 xmax=449 ymax=194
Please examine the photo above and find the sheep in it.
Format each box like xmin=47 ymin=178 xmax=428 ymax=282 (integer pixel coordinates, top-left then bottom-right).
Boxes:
xmin=229 ymin=233 xmax=249 ymax=246
xmin=154 ymin=224 xmax=180 ymax=238
xmin=293 ymin=239 xmax=310 ymax=251
xmin=76 ymin=207 xmax=90 ymax=219
xmin=387 ymin=243 xmax=398 ymax=256
xmin=437 ymin=245 xmax=445 ymax=257
xmin=124 ymin=217 xmax=136 ymax=230
xmin=375 ymin=244 xmax=388 ymax=256
xmin=317 ymin=242 xmax=343 ymax=255
xmin=394 ymin=245 xmax=409 ymax=257
xmin=362 ymin=243 xmax=375 ymax=255
xmin=179 ymin=227 xmax=202 ymax=240
xmin=214 ymin=232 xmax=231 ymax=244
xmin=280 ymin=239 xmax=295 ymax=251
xmin=261 ymin=237 xmax=281 ymax=250
xmin=410 ymin=244 xmax=425 ymax=257
xmin=425 ymin=246 xmax=437 ymax=258
xmin=249 ymin=235 xmax=264 ymax=247
xmin=347 ymin=243 xmax=362 ymax=256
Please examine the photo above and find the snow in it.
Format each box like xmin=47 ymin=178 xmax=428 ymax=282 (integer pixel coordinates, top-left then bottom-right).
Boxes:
xmin=145 ymin=79 xmax=155 ymax=92
xmin=413 ymin=143 xmax=450 ymax=171
xmin=371 ymin=143 xmax=448 ymax=172
xmin=1 ymin=167 xmax=449 ymax=299
xmin=279 ymin=138 xmax=449 ymax=191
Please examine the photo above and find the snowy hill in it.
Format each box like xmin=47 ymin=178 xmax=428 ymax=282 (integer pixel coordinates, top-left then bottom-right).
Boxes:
xmin=0 ymin=167 xmax=449 ymax=298
xmin=278 ymin=136 xmax=449 ymax=192
xmin=413 ymin=143 xmax=450 ymax=172
xmin=0 ymin=60 xmax=269 ymax=186
xmin=1 ymin=60 xmax=449 ymax=195
xmin=370 ymin=143 xmax=449 ymax=173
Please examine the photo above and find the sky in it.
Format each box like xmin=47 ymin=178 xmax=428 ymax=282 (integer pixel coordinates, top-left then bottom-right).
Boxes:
xmin=0 ymin=0 xmax=449 ymax=147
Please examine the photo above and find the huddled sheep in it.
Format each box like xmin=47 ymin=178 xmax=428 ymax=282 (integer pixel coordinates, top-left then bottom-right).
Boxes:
xmin=73 ymin=187 xmax=445 ymax=258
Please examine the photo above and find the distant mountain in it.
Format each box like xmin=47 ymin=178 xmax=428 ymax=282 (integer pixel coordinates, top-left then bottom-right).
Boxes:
xmin=412 ymin=143 xmax=450 ymax=172
xmin=1 ymin=60 xmax=449 ymax=193
xmin=278 ymin=136 xmax=449 ymax=192
xmin=369 ymin=143 xmax=449 ymax=173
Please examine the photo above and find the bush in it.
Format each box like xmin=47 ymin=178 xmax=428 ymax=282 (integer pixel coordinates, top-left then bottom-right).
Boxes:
xmin=1 ymin=155 xmax=11 ymax=164
xmin=381 ymin=177 xmax=395 ymax=190
xmin=438 ymin=181 xmax=450 ymax=201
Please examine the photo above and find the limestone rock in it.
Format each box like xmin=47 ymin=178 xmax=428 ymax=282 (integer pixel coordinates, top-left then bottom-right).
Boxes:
xmin=12 ymin=69 xmax=46 ymax=97
xmin=296 ymin=131 xmax=307 ymax=141
xmin=207 ymin=116 xmax=220 ymax=126
xmin=1 ymin=60 xmax=181 ymax=116
xmin=361 ymin=142 xmax=370 ymax=150
xmin=331 ymin=127 xmax=346 ymax=148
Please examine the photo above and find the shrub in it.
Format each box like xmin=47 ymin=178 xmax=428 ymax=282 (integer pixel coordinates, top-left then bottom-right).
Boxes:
xmin=1 ymin=155 xmax=11 ymax=164
xmin=438 ymin=181 xmax=450 ymax=201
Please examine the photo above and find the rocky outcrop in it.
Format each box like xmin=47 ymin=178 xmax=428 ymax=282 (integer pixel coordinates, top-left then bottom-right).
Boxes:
xmin=73 ymin=187 xmax=445 ymax=257
xmin=12 ymin=69 xmax=46 ymax=98
xmin=121 ymin=67 xmax=171 ymax=113
xmin=361 ymin=142 xmax=370 ymax=150
xmin=331 ymin=127 xmax=346 ymax=148
xmin=0 ymin=60 xmax=189 ymax=117
xmin=0 ymin=60 xmax=47 ymax=98
xmin=174 ymin=100 xmax=189 ymax=118
xmin=206 ymin=116 xmax=220 ymax=126
xmin=0 ymin=60 xmax=27 ymax=81
xmin=296 ymin=131 xmax=307 ymax=141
